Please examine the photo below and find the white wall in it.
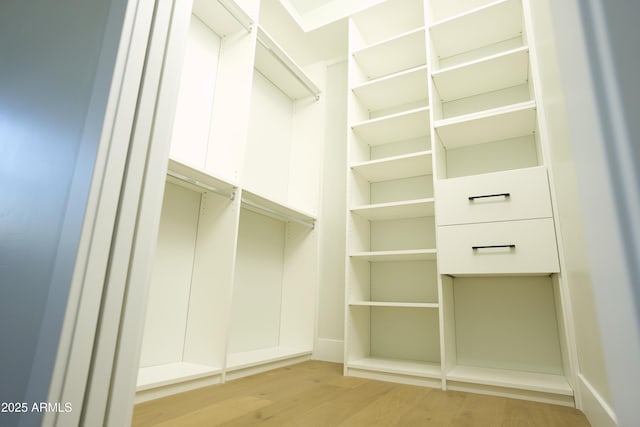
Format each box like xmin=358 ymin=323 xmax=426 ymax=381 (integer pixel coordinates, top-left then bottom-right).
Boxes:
xmin=314 ymin=60 xmax=348 ymax=362
xmin=0 ymin=1 xmax=127 ymax=426
xmin=538 ymin=0 xmax=640 ymax=425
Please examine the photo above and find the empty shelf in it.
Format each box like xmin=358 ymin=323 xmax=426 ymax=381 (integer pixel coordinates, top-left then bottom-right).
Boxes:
xmin=351 ymin=151 xmax=433 ymax=182
xmin=351 ymin=198 xmax=435 ymax=220
xmin=351 ymin=107 xmax=430 ymax=146
xmin=348 ymin=357 xmax=442 ymax=379
xmin=352 ymin=66 xmax=428 ymax=112
xmin=350 ymin=249 xmax=437 ymax=262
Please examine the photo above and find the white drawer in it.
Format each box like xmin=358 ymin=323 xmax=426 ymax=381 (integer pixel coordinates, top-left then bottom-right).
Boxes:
xmin=437 ymin=218 xmax=560 ymax=275
xmin=436 ymin=167 xmax=552 ymax=226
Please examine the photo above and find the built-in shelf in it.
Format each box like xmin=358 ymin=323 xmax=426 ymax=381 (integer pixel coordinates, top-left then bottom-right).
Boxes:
xmin=167 ymin=158 xmax=237 ymax=197
xmin=241 ymin=189 xmax=316 ymax=228
xmin=351 ymin=107 xmax=430 ymax=146
xmin=353 ymin=28 xmax=426 ymax=80
xmin=350 ymin=301 xmax=439 ymax=308
xmin=192 ymin=0 xmax=253 ymax=37
xmin=432 ymin=46 xmax=530 ymax=102
xmin=226 ymin=347 xmax=312 ymax=371
xmin=435 ymin=100 xmax=536 ymax=148
xmin=352 ymin=65 xmax=428 ymax=112
xmin=351 ymin=198 xmax=435 ymax=220
xmin=350 ymin=249 xmax=437 ymax=262
xmin=446 ymin=365 xmax=573 ymax=396
xmin=430 ymin=0 xmax=523 ymax=60
xmin=137 ymin=362 xmax=221 ymax=391
xmin=348 ymin=357 xmax=442 ymax=379
xmin=254 ymin=26 xmax=320 ymax=100
xmin=351 ymin=151 xmax=433 ymax=182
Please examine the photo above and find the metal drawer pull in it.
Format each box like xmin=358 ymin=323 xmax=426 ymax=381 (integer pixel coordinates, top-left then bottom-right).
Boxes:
xmin=472 ymin=244 xmax=516 ymax=250
xmin=468 ymin=192 xmax=510 ymax=201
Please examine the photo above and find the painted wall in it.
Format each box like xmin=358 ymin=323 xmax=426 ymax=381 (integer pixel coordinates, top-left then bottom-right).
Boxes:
xmin=0 ymin=1 xmax=125 ymax=426
xmin=535 ymin=0 xmax=640 ymax=425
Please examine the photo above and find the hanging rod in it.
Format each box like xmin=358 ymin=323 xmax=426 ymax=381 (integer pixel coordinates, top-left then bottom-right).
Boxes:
xmin=241 ymin=197 xmax=315 ymax=229
xmin=167 ymin=170 xmax=235 ymax=200
xmin=216 ymin=0 xmax=253 ymax=33
xmin=256 ymin=27 xmax=321 ymax=101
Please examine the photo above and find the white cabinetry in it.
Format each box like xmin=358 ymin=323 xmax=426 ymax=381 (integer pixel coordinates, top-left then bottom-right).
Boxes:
xmin=344 ymin=0 xmax=576 ymax=406
xmin=137 ymin=0 xmax=323 ymax=401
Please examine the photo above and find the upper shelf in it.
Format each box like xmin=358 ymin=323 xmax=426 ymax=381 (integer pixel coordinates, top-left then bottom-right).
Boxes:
xmin=352 ymin=65 xmax=428 ymax=112
xmin=254 ymin=26 xmax=320 ymax=101
xmin=352 ymin=107 xmax=430 ymax=147
xmin=350 ymin=0 xmax=424 ymax=48
xmin=432 ymin=46 xmax=529 ymax=102
xmin=430 ymin=0 xmax=523 ymax=60
xmin=167 ymin=159 xmax=237 ymax=197
xmin=435 ymin=101 xmax=536 ymax=149
xmin=352 ymin=28 xmax=426 ymax=81
xmin=240 ymin=188 xmax=316 ymax=228
xmin=192 ymin=0 xmax=253 ymax=37
xmin=351 ymin=198 xmax=435 ymax=221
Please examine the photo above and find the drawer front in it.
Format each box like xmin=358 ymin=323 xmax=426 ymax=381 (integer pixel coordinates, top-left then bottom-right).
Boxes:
xmin=437 ymin=218 xmax=560 ymax=275
xmin=436 ymin=167 xmax=552 ymax=225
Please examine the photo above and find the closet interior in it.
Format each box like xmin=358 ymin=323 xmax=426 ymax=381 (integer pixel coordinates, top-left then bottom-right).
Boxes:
xmin=137 ymin=0 xmax=578 ymax=409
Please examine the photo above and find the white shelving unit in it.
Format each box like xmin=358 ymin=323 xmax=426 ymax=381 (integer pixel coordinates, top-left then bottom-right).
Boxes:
xmin=137 ymin=0 xmax=323 ymax=400
xmin=345 ymin=0 xmax=442 ymax=389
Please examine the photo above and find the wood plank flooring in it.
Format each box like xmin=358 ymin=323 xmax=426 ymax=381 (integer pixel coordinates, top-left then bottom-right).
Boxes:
xmin=132 ymin=361 xmax=591 ymax=426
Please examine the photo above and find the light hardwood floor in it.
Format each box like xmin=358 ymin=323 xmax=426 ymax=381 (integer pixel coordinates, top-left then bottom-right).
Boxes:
xmin=132 ymin=361 xmax=591 ymax=426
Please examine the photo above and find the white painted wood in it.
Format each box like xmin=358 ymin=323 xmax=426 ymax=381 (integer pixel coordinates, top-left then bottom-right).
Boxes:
xmin=351 ymin=151 xmax=433 ymax=182
xmin=192 ymin=0 xmax=252 ymax=37
xmin=437 ymin=218 xmax=560 ymax=275
xmin=432 ymin=46 xmax=530 ymax=102
xmin=370 ymin=216 xmax=436 ymax=251
xmin=347 ymin=357 xmax=441 ymax=378
xmin=254 ymin=26 xmax=320 ymax=100
xmin=353 ymin=28 xmax=426 ymax=80
xmin=430 ymin=0 xmax=523 ymax=59
xmin=371 ymin=260 xmax=438 ymax=303
xmin=351 ymin=198 xmax=435 ymax=220
xmin=241 ymin=189 xmax=316 ymax=223
xmin=350 ymin=249 xmax=437 ymax=262
xmin=350 ymin=302 xmax=439 ymax=308
xmin=452 ymin=276 xmax=564 ymax=376
xmin=352 ymin=65 xmax=429 ymax=112
xmin=370 ymin=175 xmax=434 ymax=204
xmin=350 ymin=0 xmax=424 ymax=48
xmin=139 ymin=183 xmax=200 ymax=369
xmin=229 ymin=208 xmax=286 ymax=353
xmin=167 ymin=158 xmax=237 ymax=193
xmin=447 ymin=365 xmax=572 ymax=396
xmin=435 ymin=100 xmax=536 ymax=148
xmin=168 ymin=16 xmax=221 ymax=170
xmin=226 ymin=347 xmax=312 ymax=371
xmin=136 ymin=363 xmax=221 ymax=391
xmin=351 ymin=106 xmax=430 ymax=146
xmin=436 ymin=166 xmax=552 ymax=225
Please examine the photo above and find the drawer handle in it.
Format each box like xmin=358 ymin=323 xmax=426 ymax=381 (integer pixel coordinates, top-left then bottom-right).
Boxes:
xmin=468 ymin=192 xmax=511 ymax=201
xmin=472 ymin=244 xmax=516 ymax=250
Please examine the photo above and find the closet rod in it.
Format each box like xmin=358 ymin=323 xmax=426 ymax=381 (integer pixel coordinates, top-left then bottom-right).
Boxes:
xmin=256 ymin=29 xmax=321 ymax=101
xmin=167 ymin=170 xmax=235 ymax=199
xmin=241 ymin=197 xmax=315 ymax=229
xmin=217 ymin=0 xmax=253 ymax=33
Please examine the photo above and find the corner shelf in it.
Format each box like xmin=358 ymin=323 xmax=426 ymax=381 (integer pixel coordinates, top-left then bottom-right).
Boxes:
xmin=353 ymin=27 xmax=426 ymax=80
xmin=434 ymin=100 xmax=536 ymax=148
xmin=432 ymin=46 xmax=529 ymax=102
xmin=430 ymin=0 xmax=523 ymax=60
xmin=352 ymin=65 xmax=429 ymax=112
xmin=351 ymin=107 xmax=430 ymax=146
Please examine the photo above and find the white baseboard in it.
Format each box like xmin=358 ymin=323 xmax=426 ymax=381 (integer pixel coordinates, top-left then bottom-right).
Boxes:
xmin=577 ymin=373 xmax=617 ymax=427
xmin=313 ymin=338 xmax=344 ymax=363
